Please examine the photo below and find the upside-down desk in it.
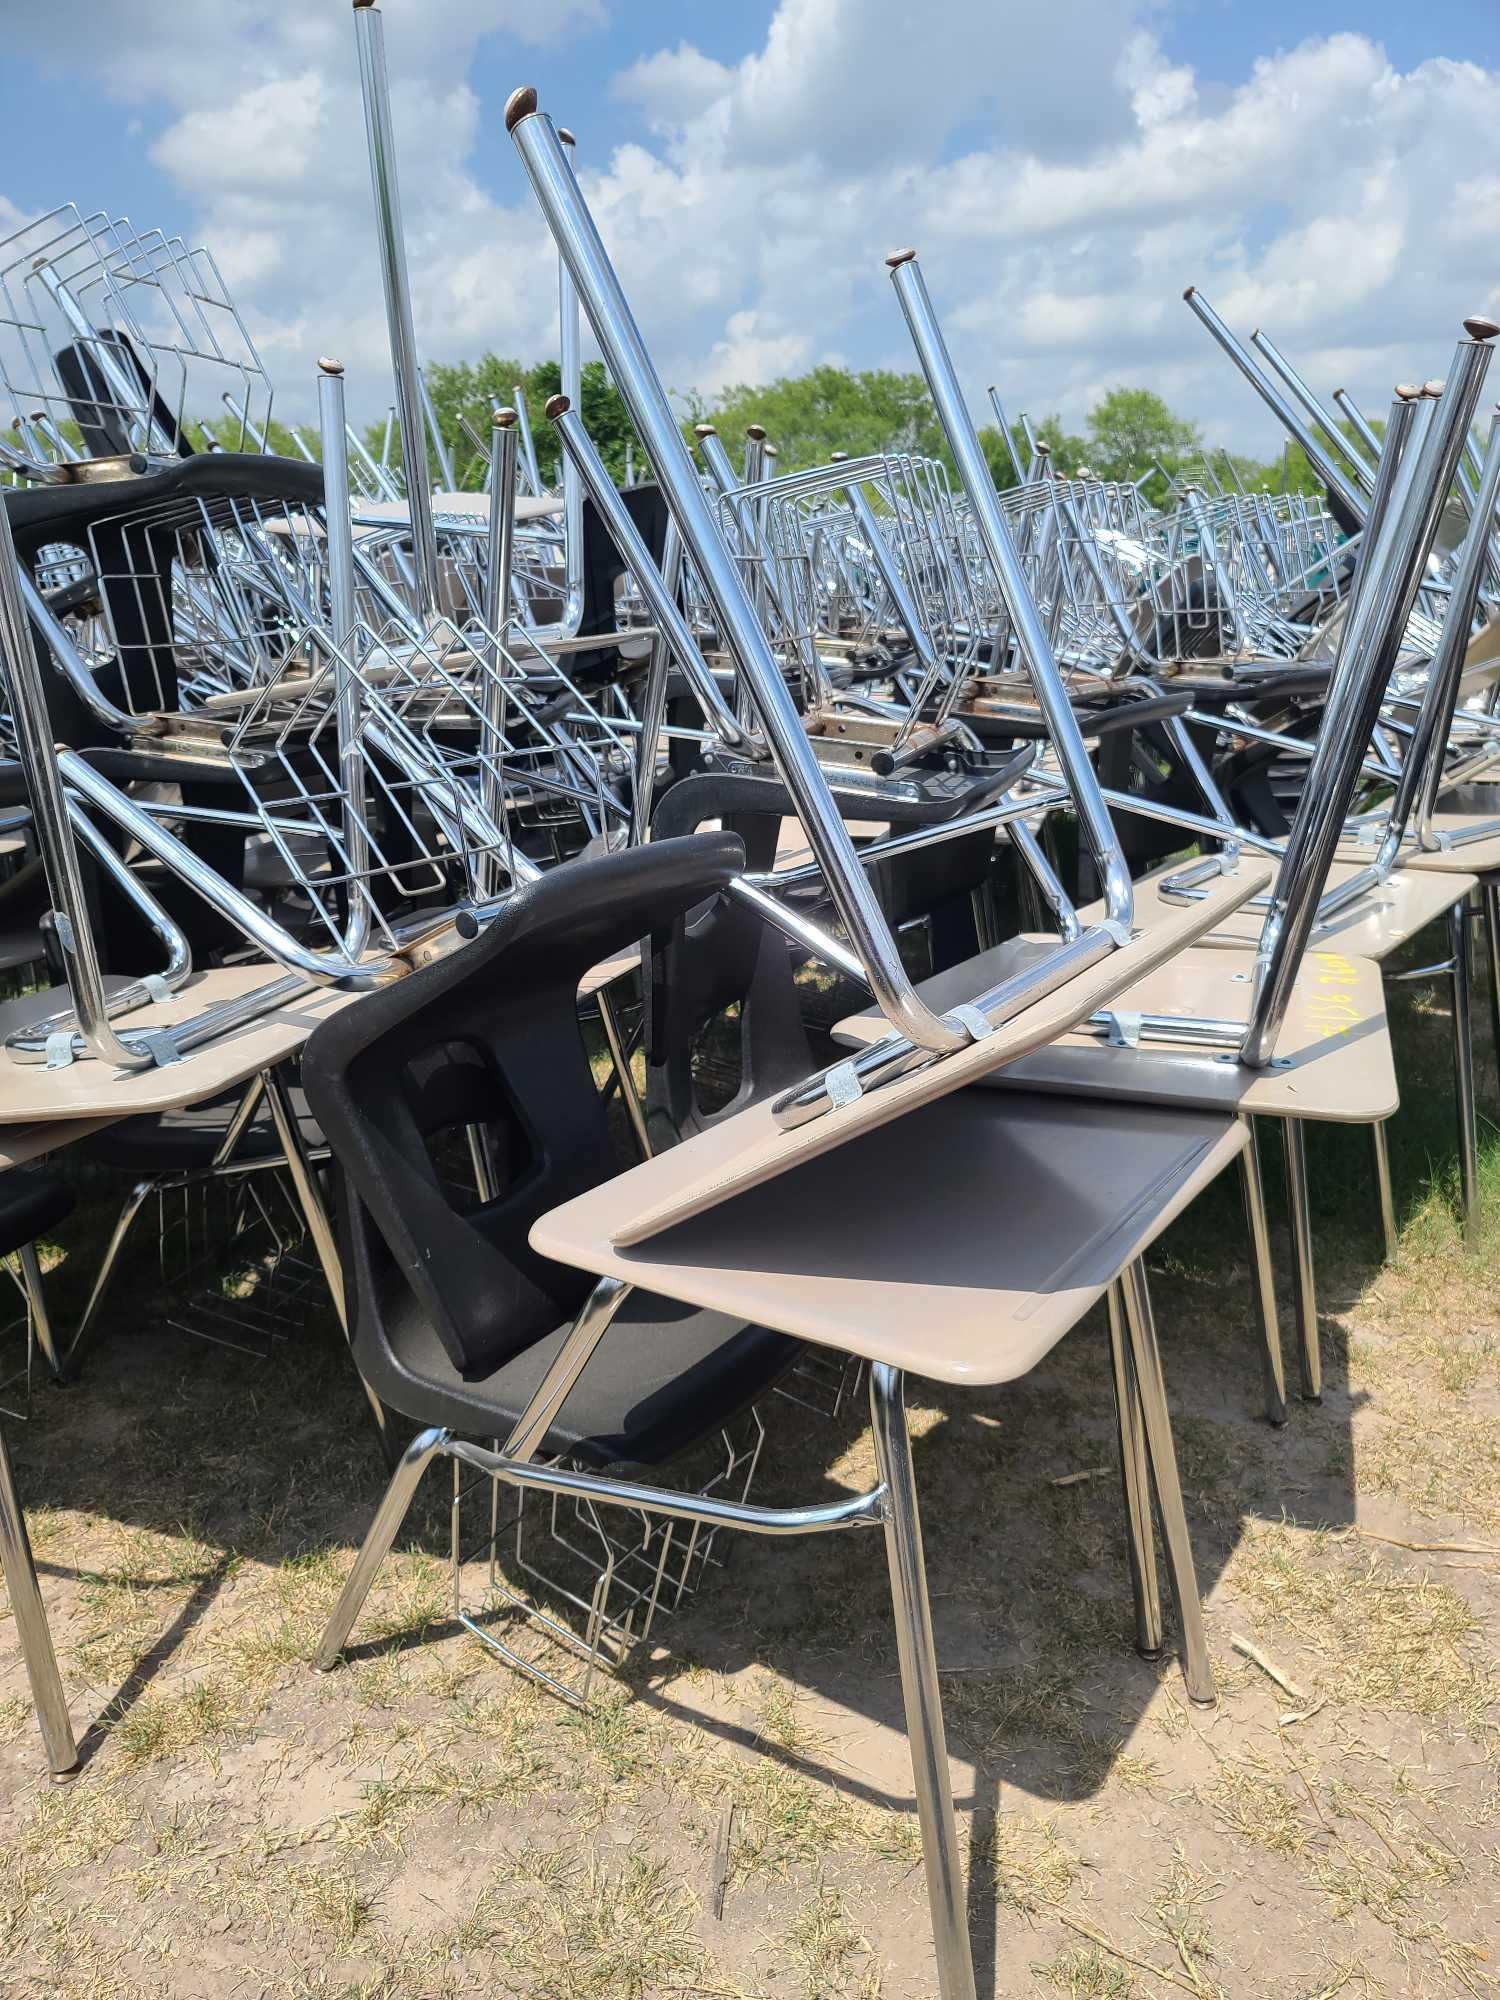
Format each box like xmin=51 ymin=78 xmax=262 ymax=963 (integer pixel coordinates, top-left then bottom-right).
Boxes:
xmin=1096 ymin=855 xmax=1480 ymax=1245
xmin=837 ymin=936 xmax=1400 ymax=1415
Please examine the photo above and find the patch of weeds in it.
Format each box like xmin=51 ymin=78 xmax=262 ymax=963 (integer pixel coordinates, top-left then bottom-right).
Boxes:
xmin=487 ymin=1847 xmax=711 ymax=1999
xmin=777 ymin=1885 xmax=882 ymax=1999
xmin=1033 ymin=1946 xmax=1135 ymax=1997
xmin=971 ymin=1809 xmax=1080 ymax=1915
xmin=279 ymin=1858 xmax=381 ymax=1951
xmin=1227 ymin=1524 xmax=1495 ymax=1723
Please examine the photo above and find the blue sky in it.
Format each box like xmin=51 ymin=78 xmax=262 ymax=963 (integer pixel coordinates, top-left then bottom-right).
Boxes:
xmin=2 ymin=1 xmax=1496 ymax=455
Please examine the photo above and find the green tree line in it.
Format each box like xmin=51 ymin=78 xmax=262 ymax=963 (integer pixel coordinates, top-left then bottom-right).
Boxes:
xmin=240 ymin=353 xmax=1378 ymax=510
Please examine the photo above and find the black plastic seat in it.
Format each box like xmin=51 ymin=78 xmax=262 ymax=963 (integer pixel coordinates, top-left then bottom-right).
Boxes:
xmin=0 ymin=1169 xmax=74 ymax=1258
xmin=366 ymin=1285 xmax=791 ymax=1466
xmin=3 ymin=452 xmax=323 ymax=557
xmin=300 ymin=834 xmax=801 ymax=1469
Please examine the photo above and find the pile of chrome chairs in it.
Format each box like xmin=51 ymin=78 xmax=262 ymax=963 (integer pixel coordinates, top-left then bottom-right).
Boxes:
xmin=0 ymin=11 xmax=1498 ymax=1998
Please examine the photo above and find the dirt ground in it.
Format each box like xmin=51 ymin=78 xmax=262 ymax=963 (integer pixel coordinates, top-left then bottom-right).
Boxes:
xmin=1 ymin=951 xmax=1498 ymax=1998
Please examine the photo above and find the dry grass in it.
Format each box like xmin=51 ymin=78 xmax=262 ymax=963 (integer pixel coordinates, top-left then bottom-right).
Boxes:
xmin=1 ymin=926 xmax=1499 ymax=1994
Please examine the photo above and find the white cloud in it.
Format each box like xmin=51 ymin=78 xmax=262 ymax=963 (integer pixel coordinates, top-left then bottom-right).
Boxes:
xmin=0 ymin=1 xmax=601 ymax=423
xmin=700 ymin=309 xmax=814 ymax=395
xmin=151 ymin=73 xmax=337 ymax=195
xmin=611 ymin=43 xmax=735 ymax=128
xmin=589 ymin=18 xmax=1500 ymax=454
xmin=0 ymin=1 xmax=1496 ymax=460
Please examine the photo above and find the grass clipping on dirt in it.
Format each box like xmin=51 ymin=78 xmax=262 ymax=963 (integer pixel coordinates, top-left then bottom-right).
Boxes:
xmin=1 ymin=946 xmax=1499 ymax=1996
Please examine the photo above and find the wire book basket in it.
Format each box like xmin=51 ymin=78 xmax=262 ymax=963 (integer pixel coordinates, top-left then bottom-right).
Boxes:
xmin=0 ymin=204 xmax=273 ymax=470
xmin=52 ymin=481 xmax=330 ymax=716
xmin=987 ymin=477 xmax=1350 ymax=679
xmin=190 ymin=608 xmax=634 ymax=964
xmin=451 ymin=1407 xmax=768 ymax=1705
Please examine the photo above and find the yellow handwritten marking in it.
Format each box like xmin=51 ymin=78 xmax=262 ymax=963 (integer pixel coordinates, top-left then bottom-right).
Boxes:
xmin=1305 ymin=960 xmax=1365 ymax=1036
xmin=1311 ymin=952 xmax=1359 ymax=988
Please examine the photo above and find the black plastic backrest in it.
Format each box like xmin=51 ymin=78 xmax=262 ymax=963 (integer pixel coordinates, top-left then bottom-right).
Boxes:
xmin=569 ymin=483 xmax=669 ymax=683
xmin=54 ymin=330 xmax=194 ymax=461
xmin=4 ymin=453 xmax=324 ymax=558
xmin=7 ymin=454 xmax=326 ymax=748
xmin=301 ymin=834 xmax=745 ymax=1376
xmin=645 ymin=775 xmax=820 ymax=1146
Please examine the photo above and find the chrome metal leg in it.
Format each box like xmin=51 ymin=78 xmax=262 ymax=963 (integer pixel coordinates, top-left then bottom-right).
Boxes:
xmin=315 ymin=1425 xmax=450 ymax=1670
xmin=0 ymin=1418 xmax=77 ymax=1776
xmin=501 ymin=1275 xmax=631 ymax=1463
xmin=210 ymin=1074 xmax=266 ymax=1169
xmin=1484 ymin=879 xmax=1500 ymax=1094
xmin=1106 ymin=1282 xmax=1164 ymax=1657
xmin=14 ymin=1243 xmax=60 ymax=1383
xmin=62 ymin=1177 xmax=153 ymax=1376
xmin=1015 ymin=848 xmax=1046 ymax=933
xmin=970 ymin=878 xmax=1000 ymax=953
xmin=596 ymin=986 xmax=651 ymax=1161
xmin=263 ymin=1064 xmax=397 ymax=1464
xmin=1237 ymin=1118 xmax=1287 ymax=1424
xmin=868 ymin=1364 xmax=976 ymax=2000
xmin=1370 ymin=1119 xmax=1398 ymax=1265
xmin=264 ymin=1065 xmax=345 ymax=1325
xmin=1450 ymin=901 xmax=1479 ymax=1245
xmin=1280 ymin=1118 xmax=1321 ymax=1401
xmin=1118 ymin=1261 xmax=1216 ymax=1707
xmin=464 ymin=1123 xmax=502 ymax=1203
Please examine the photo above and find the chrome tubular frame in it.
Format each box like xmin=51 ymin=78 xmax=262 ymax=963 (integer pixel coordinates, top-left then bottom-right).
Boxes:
xmin=479 ymin=406 xmax=520 ymax=897
xmin=1242 ymin=329 xmax=1495 ymax=1067
xmin=318 ymin=1257 xmax=1216 ymax=2000
xmin=1184 ymin=287 xmax=1366 ymax=525
xmin=56 ymin=751 xmax=398 ymax=991
xmin=867 ymin=1362 xmax=974 ymax=2000
xmin=347 ymin=418 xmax=402 ymax=503
xmin=551 ymin=129 xmax=586 ymax=641
xmin=630 ymin=515 xmax=682 ymax=844
xmin=884 ymin=250 xmax=1134 ymax=937
xmin=987 ymin=385 xmax=1025 ymax=483
xmin=1 ymin=805 xmax=195 ymax=1064
xmin=30 ymin=256 xmax=177 ymax=461
xmin=485 ymin=409 xmax=520 ymax=639
xmin=1412 ymin=415 xmax=1500 ymax=850
xmin=317 ymin=1278 xmax=977 ymax=1997
xmin=16 ymin=565 xmax=153 ymax=739
xmin=0 ymin=1417 xmax=77 ymax=1777
xmin=513 ymin=385 xmax=542 ymax=494
xmin=1334 ymin=387 xmax=1386 ymax=466
xmin=317 ymin=358 xmax=374 ymax=964
xmin=418 ymin=366 xmax=456 ymax=491
xmin=1150 ymin=395 xmax=1421 ymax=921
xmin=1249 ymin=327 xmax=1377 ymax=497
xmin=506 ymin=95 xmax=968 ymax=1072
xmin=547 ymin=401 xmax=751 ymax=750
xmin=352 ymin=0 xmax=441 ymax=619
xmin=0 ymin=501 xmax=153 ymax=1070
